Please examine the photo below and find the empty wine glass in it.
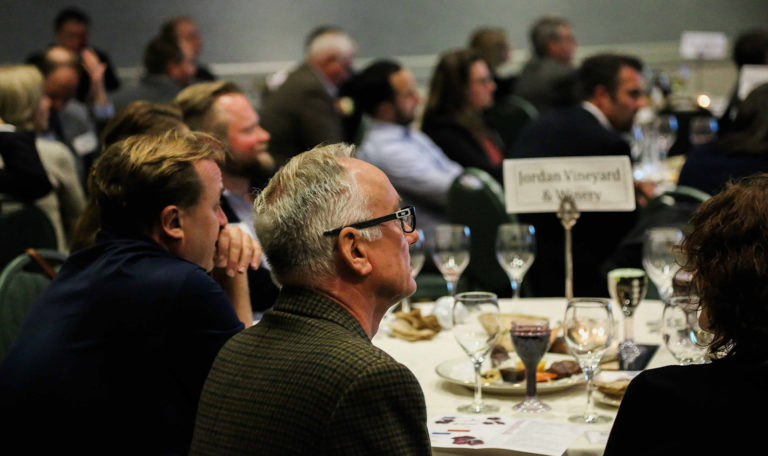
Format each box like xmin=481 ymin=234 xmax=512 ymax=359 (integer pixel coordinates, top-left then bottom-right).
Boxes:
xmin=662 ymin=295 xmax=712 ymax=365
xmin=510 ymin=319 xmax=551 ymax=413
xmin=563 ymin=298 xmax=615 ymax=424
xmin=431 ymin=225 xmax=470 ymax=298
xmin=496 ymin=223 xmax=536 ymax=300
xmin=655 ymin=114 xmax=678 ymax=162
xmin=400 ymin=229 xmax=425 ymax=313
xmin=642 ymin=227 xmax=684 ymax=303
xmin=607 ymin=268 xmax=648 ymax=366
xmin=689 ymin=116 xmax=718 ymax=146
xmin=452 ymin=292 xmax=500 ymax=413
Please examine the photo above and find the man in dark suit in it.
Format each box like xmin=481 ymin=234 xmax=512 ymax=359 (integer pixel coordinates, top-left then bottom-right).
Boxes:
xmin=260 ymin=30 xmax=356 ymax=166
xmin=175 ymin=81 xmax=279 ymax=313
xmin=190 ymin=144 xmax=431 ymax=455
xmin=512 ymin=54 xmax=646 ymax=297
xmin=0 ymin=132 xmax=260 ymax=454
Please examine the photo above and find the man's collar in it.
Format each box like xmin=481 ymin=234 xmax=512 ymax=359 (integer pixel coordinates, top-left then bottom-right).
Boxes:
xmin=308 ymin=64 xmax=338 ymax=97
xmin=581 ymin=101 xmax=613 ymax=131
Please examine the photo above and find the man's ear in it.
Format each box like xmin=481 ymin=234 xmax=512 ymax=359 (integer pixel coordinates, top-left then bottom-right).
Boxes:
xmin=159 ymin=205 xmax=184 ymax=240
xmin=337 ymin=227 xmax=373 ymax=277
xmin=592 ymin=84 xmax=611 ymax=109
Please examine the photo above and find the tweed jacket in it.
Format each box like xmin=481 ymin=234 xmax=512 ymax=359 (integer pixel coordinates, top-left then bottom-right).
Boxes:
xmin=260 ymin=64 xmax=344 ymax=166
xmin=190 ymin=286 xmax=431 ymax=455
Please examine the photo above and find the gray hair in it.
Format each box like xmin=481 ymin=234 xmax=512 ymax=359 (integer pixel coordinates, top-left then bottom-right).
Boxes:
xmin=307 ymin=31 xmax=356 ymax=63
xmin=530 ymin=16 xmax=570 ymax=57
xmin=254 ymin=143 xmax=381 ymax=286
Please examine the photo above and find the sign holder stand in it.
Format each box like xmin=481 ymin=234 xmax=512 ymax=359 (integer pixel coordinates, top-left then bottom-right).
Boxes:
xmin=557 ymin=195 xmax=580 ymax=300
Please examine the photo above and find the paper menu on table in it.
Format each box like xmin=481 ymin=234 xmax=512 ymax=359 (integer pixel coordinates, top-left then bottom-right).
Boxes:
xmin=429 ymin=415 xmax=587 ymax=455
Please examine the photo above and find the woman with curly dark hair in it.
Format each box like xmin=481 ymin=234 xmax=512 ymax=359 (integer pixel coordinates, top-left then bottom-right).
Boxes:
xmin=604 ymin=173 xmax=768 ymax=455
xmin=422 ymin=48 xmax=504 ymax=181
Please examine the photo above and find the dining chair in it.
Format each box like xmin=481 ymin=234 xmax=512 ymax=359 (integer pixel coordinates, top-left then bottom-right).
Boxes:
xmin=446 ymin=167 xmax=519 ymax=297
xmin=0 ymin=248 xmax=66 ymax=361
xmin=0 ymin=195 xmax=58 ymax=270
xmin=483 ymin=94 xmax=538 ymax=157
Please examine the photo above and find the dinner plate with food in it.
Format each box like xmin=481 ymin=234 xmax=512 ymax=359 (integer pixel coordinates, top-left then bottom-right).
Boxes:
xmin=435 ymin=351 xmax=586 ymax=394
xmin=593 ymin=371 xmax=639 ymax=407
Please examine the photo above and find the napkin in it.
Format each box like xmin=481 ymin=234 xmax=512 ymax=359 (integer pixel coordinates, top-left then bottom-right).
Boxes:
xmin=388 ymin=309 xmax=442 ymax=341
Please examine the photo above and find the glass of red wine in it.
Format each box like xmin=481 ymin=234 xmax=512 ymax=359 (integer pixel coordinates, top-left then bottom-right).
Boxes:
xmin=510 ymin=319 xmax=551 ymax=413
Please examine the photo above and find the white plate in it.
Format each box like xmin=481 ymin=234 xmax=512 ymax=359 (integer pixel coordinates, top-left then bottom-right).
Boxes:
xmin=435 ymin=353 xmax=585 ymax=395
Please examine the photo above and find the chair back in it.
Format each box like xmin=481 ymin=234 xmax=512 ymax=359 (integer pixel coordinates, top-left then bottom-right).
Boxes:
xmin=0 ymin=196 xmax=58 ymax=270
xmin=0 ymin=249 xmax=66 ymax=361
xmin=446 ymin=168 xmax=516 ymax=296
xmin=484 ymin=94 xmax=538 ymax=157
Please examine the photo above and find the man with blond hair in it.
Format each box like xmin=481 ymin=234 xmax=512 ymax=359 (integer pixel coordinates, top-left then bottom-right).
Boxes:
xmin=261 ymin=29 xmax=357 ymax=165
xmin=175 ymin=81 xmax=278 ymax=311
xmin=0 ymin=131 xmax=260 ymax=454
xmin=190 ymin=143 xmax=431 ymax=455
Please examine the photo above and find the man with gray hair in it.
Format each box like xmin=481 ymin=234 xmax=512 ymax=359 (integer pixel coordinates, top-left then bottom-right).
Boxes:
xmin=190 ymin=143 xmax=431 ymax=455
xmin=261 ymin=30 xmax=357 ymax=166
xmin=514 ymin=15 xmax=578 ymax=112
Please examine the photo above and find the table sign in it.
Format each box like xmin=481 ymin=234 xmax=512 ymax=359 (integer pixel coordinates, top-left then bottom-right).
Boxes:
xmin=429 ymin=415 xmax=587 ymax=456
xmin=502 ymin=156 xmax=635 ymax=214
xmin=679 ymin=31 xmax=728 ymax=60
xmin=738 ymin=65 xmax=768 ymax=100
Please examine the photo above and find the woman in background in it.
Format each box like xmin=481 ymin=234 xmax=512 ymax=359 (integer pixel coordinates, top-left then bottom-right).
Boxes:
xmin=0 ymin=65 xmax=85 ymax=252
xmin=422 ymin=48 xmax=504 ymax=181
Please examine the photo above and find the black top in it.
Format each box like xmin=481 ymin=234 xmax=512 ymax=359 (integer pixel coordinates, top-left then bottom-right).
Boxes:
xmin=605 ymin=358 xmax=768 ymax=455
xmin=0 ymin=130 xmax=53 ymax=200
xmin=677 ymin=141 xmax=768 ymax=196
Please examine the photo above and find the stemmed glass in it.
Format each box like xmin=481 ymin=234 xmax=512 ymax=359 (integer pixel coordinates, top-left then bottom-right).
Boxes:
xmin=607 ymin=268 xmax=648 ymax=366
xmin=661 ymin=295 xmax=712 ymax=365
xmin=689 ymin=116 xmax=718 ymax=146
xmin=430 ymin=225 xmax=470 ymax=328
xmin=400 ymin=229 xmax=425 ymax=313
xmin=655 ymin=114 xmax=678 ymax=162
xmin=642 ymin=227 xmax=684 ymax=303
xmin=496 ymin=223 xmax=536 ymax=300
xmin=452 ymin=292 xmax=501 ymax=413
xmin=563 ymin=298 xmax=615 ymax=424
xmin=510 ymin=319 xmax=551 ymax=413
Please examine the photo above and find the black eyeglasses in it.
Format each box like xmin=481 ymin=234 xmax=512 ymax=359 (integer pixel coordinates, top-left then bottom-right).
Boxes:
xmin=323 ymin=206 xmax=416 ymax=236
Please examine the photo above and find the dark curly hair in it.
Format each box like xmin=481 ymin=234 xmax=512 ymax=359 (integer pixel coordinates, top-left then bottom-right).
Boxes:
xmin=682 ymin=173 xmax=768 ymax=360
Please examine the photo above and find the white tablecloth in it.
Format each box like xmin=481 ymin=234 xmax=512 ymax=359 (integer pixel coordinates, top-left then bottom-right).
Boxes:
xmin=372 ymin=297 xmax=675 ymax=455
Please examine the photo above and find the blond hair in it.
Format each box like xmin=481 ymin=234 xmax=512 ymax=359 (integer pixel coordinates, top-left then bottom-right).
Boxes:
xmin=0 ymin=65 xmax=43 ymax=129
xmin=91 ymin=130 xmax=225 ymax=238
xmin=254 ymin=143 xmax=380 ymax=285
xmin=174 ymin=80 xmax=242 ymax=139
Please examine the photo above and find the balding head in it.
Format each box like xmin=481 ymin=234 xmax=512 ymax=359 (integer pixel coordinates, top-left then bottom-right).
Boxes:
xmin=306 ymin=30 xmax=357 ymax=86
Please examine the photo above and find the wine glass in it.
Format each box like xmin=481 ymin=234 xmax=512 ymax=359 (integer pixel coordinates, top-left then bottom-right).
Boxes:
xmin=661 ymin=295 xmax=712 ymax=365
xmin=496 ymin=223 xmax=536 ymax=300
xmin=642 ymin=227 xmax=684 ymax=303
xmin=430 ymin=225 xmax=470 ymax=328
xmin=431 ymin=225 xmax=471 ymax=297
xmin=607 ymin=268 xmax=648 ymax=366
xmin=655 ymin=114 xmax=678 ymax=162
xmin=563 ymin=298 xmax=615 ymax=424
xmin=510 ymin=319 xmax=551 ymax=413
xmin=689 ymin=116 xmax=718 ymax=146
xmin=400 ymin=229 xmax=425 ymax=313
xmin=452 ymin=291 xmax=500 ymax=413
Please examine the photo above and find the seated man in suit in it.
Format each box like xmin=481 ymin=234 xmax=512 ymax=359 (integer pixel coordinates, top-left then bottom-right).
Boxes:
xmin=0 ymin=131 xmax=259 ymax=454
xmin=113 ymin=35 xmax=196 ymax=111
xmin=355 ymin=60 xmax=463 ymax=234
xmin=514 ymin=16 xmax=578 ymax=113
xmin=512 ymin=54 xmax=646 ymax=297
xmin=190 ymin=143 xmax=431 ymax=455
xmin=260 ymin=29 xmax=356 ymax=166
xmin=175 ymin=81 xmax=279 ymax=313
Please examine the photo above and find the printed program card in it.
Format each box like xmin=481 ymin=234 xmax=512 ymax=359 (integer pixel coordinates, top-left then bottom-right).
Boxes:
xmin=428 ymin=415 xmax=587 ymax=455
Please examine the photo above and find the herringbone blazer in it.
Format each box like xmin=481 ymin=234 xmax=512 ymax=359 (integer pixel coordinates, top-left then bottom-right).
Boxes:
xmin=190 ymin=286 xmax=431 ymax=455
